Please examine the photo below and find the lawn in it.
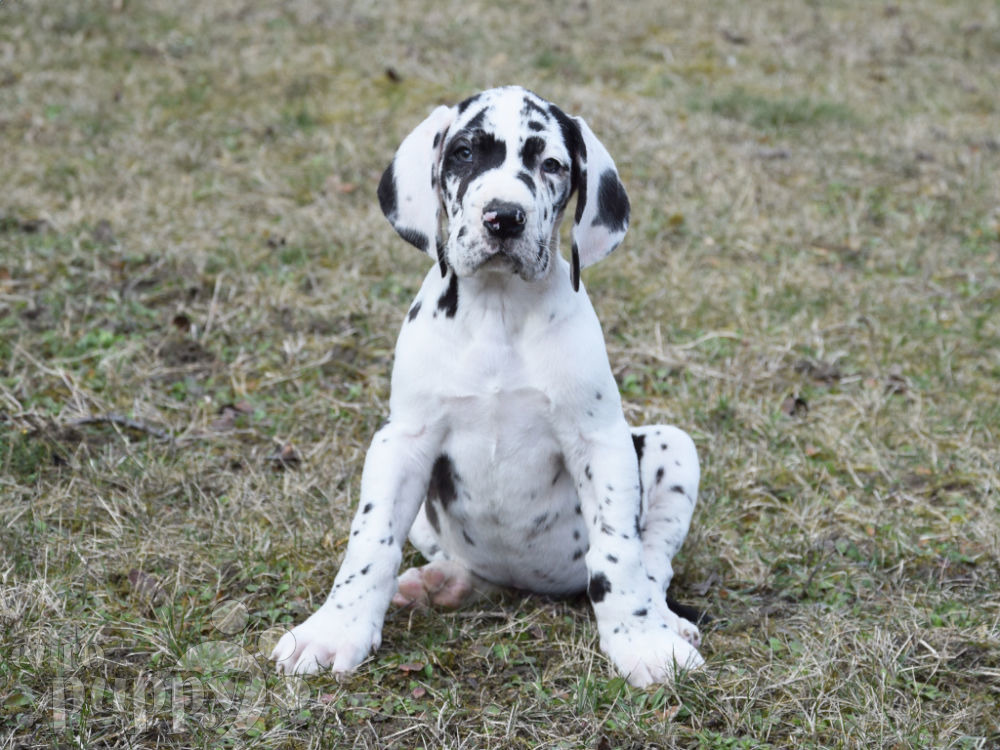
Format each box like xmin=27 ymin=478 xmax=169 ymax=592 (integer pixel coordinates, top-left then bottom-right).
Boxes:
xmin=1 ymin=0 xmax=998 ymax=747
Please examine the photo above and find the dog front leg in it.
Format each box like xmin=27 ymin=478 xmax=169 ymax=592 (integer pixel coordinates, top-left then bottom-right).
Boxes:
xmin=570 ymin=423 xmax=704 ymax=687
xmin=272 ymin=421 xmax=438 ymax=675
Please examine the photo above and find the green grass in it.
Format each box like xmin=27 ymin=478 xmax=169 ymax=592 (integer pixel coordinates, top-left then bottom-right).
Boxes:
xmin=2 ymin=0 xmax=999 ymax=747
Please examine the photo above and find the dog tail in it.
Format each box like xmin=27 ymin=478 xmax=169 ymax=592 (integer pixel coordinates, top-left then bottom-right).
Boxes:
xmin=666 ymin=595 xmax=713 ymax=625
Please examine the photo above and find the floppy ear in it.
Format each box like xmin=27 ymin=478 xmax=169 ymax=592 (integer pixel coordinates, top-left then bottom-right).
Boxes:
xmin=377 ymin=105 xmax=456 ymax=272
xmin=568 ymin=116 xmax=630 ymax=291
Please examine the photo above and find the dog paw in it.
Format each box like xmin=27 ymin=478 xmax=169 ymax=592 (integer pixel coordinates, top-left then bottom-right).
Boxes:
xmin=270 ymin=605 xmax=380 ymax=676
xmin=599 ymin=619 xmax=705 ymax=688
xmin=675 ymin=615 xmax=701 ymax=648
xmin=392 ymin=559 xmax=476 ymax=609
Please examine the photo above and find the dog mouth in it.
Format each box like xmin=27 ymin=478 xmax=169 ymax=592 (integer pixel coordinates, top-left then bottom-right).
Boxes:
xmin=471 ymin=236 xmax=550 ymax=280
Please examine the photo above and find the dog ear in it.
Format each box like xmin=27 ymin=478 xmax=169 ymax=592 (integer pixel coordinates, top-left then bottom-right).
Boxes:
xmin=377 ymin=105 xmax=456 ymax=268
xmin=567 ymin=116 xmax=630 ymax=291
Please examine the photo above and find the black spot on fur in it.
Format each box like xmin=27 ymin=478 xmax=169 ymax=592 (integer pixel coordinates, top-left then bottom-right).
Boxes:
xmin=670 ymin=484 xmax=685 ymax=495
xmin=362 ymin=503 xmax=373 ymax=514
xmin=376 ymin=163 xmax=397 ymax=220
xmin=655 ymin=467 xmax=665 ymax=484
xmin=424 ymin=499 xmax=440 ymax=534
xmin=572 ymin=548 xmax=584 ymax=560
xmin=462 ymin=528 xmax=475 ymax=547
xmin=633 ymin=608 xmax=648 ymax=617
xmin=436 ymin=238 xmax=448 ymax=276
xmin=570 ymin=241 xmax=581 ymax=292
xmin=378 ymin=162 xmax=431 ymax=253
xmin=517 ymin=171 xmax=536 ymax=195
xmin=397 ymin=227 xmax=429 ymax=253
xmin=588 ymin=572 xmax=611 ymax=603
xmin=521 ymin=136 xmax=546 ymax=170
xmin=552 ymin=462 xmax=565 ymax=486
xmin=584 ymin=464 xmax=592 ymax=480
xmin=428 ymin=454 xmax=458 ymax=509
xmin=407 ymin=301 xmax=421 ymax=321
xmin=528 ymin=120 xmax=545 ymax=131
xmin=522 ymin=96 xmax=549 ymax=120
xmin=606 ymin=554 xmax=618 ymax=563
xmin=632 ymin=433 xmax=646 ymax=499
xmin=361 ymin=565 xmax=371 ymax=575
xmin=594 ymin=169 xmax=630 ymax=231
xmin=437 ymin=273 xmax=459 ymax=318
xmin=631 ymin=433 xmax=645 ymax=464
xmin=457 ymin=93 xmax=482 ymax=115
xmin=573 ymin=167 xmax=588 ymax=224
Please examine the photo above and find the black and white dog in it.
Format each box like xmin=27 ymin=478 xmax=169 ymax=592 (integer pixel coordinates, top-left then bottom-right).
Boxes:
xmin=272 ymin=86 xmax=703 ymax=687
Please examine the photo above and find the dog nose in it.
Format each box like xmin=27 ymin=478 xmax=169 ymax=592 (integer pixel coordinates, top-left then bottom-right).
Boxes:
xmin=482 ymin=201 xmax=527 ymax=239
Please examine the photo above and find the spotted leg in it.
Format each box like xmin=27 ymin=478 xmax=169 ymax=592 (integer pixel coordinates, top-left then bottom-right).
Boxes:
xmin=632 ymin=424 xmax=701 ymax=647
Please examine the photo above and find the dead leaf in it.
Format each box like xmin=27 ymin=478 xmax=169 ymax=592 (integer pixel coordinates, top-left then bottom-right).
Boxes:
xmin=211 ymin=401 xmax=253 ymax=432
xmin=398 ymin=662 xmax=424 ymax=673
xmin=794 ymin=358 xmax=841 ymax=384
xmin=411 ymin=686 xmax=426 ymax=699
xmin=885 ymin=364 xmax=908 ymax=395
xmin=268 ymin=443 xmax=302 ymax=470
xmin=128 ymin=569 xmax=167 ymax=606
xmin=720 ymin=28 xmax=749 ymax=45
xmin=781 ymin=395 xmax=809 ymax=418
xmin=92 ymin=219 xmax=115 ymax=246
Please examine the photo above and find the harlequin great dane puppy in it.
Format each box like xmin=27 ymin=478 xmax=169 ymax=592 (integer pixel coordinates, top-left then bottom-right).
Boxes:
xmin=272 ymin=86 xmax=703 ymax=687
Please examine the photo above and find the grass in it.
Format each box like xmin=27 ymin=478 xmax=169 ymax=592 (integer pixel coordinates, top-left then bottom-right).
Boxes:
xmin=1 ymin=0 xmax=999 ymax=747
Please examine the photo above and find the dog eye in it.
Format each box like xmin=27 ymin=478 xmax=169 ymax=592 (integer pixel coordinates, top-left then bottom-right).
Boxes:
xmin=541 ymin=158 xmax=563 ymax=174
xmin=452 ymin=145 xmax=473 ymax=162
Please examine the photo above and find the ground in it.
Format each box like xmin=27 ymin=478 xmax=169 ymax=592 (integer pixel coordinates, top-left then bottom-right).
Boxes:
xmin=1 ymin=0 xmax=999 ymax=748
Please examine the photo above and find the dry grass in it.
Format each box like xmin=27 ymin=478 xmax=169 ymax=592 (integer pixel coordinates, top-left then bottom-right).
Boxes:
xmin=2 ymin=0 xmax=999 ymax=747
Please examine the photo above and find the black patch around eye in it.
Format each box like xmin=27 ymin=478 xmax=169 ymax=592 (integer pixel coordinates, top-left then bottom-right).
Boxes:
xmin=588 ymin=572 xmax=611 ymax=603
xmin=445 ymin=131 xmax=507 ymax=205
xmin=593 ymin=169 xmax=630 ymax=231
xmin=517 ymin=171 xmax=536 ymax=196
xmin=436 ymin=272 xmax=459 ymax=318
xmin=428 ymin=454 xmax=458 ymax=509
xmin=520 ymin=136 xmax=545 ymax=170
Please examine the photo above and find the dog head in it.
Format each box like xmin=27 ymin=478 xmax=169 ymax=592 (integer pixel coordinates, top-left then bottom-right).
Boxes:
xmin=378 ymin=86 xmax=629 ymax=290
